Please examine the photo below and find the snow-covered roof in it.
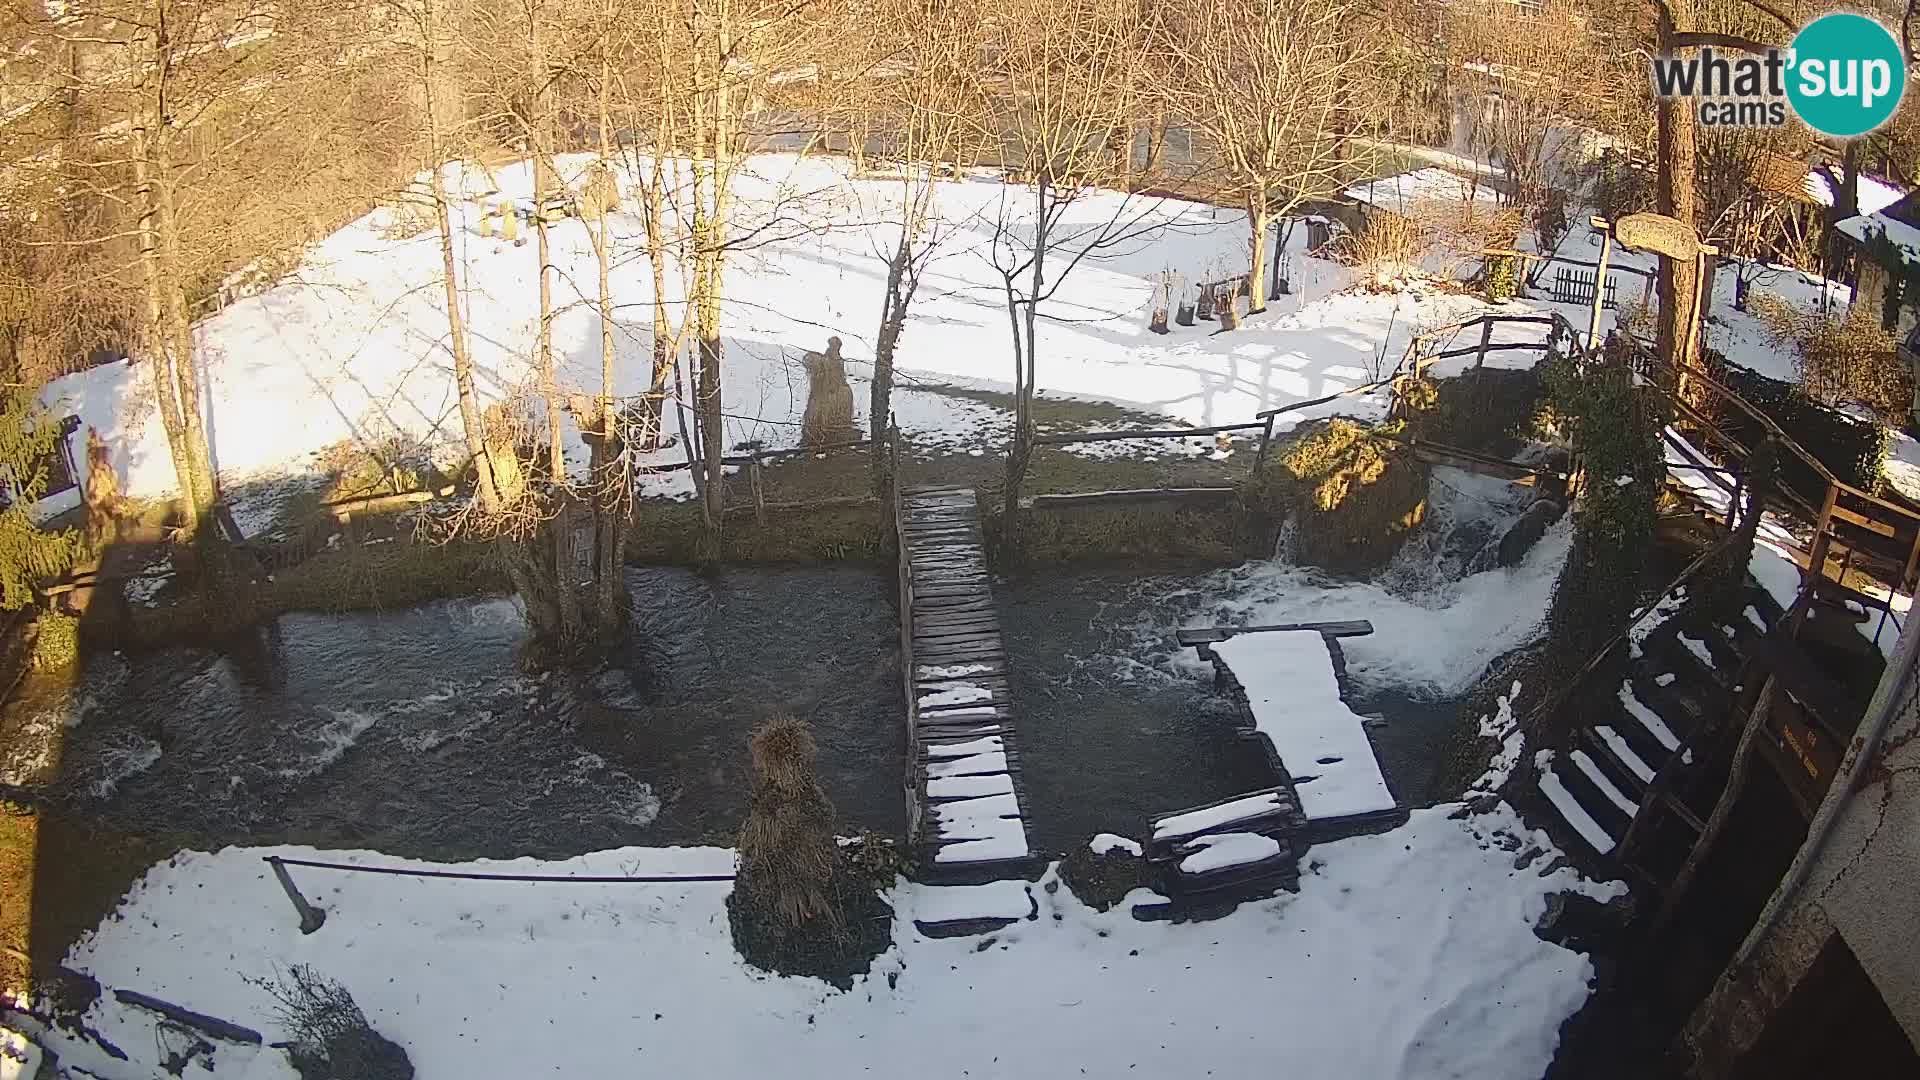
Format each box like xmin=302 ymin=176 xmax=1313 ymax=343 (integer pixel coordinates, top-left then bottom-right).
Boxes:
xmin=1341 ymin=168 xmax=1503 ymax=218
xmin=1836 ymin=211 xmax=1920 ymax=267
xmin=1806 ymin=170 xmax=1906 ymax=216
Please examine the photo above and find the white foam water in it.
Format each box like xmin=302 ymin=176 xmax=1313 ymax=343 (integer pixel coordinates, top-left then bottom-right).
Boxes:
xmin=1122 ymin=467 xmax=1568 ymax=699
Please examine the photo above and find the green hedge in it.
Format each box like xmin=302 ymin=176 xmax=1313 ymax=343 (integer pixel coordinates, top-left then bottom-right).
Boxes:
xmin=1706 ymin=350 xmax=1888 ymax=503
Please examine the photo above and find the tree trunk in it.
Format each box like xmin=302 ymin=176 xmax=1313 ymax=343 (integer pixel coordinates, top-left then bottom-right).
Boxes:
xmin=528 ymin=11 xmax=582 ymax=642
xmin=870 ymin=241 xmax=909 ymax=446
xmin=131 ymin=46 xmax=215 ymax=534
xmin=644 ymin=149 xmax=675 ymax=450
xmin=1247 ymin=196 xmax=1269 ymax=316
xmin=1824 ymin=141 xmax=1861 ymax=288
xmin=154 ymin=154 xmax=216 ymax=522
xmin=590 ymin=57 xmax=628 ymax=637
xmin=131 ymin=121 xmax=200 ymax=531
xmin=1002 ymin=181 xmax=1046 ymax=524
xmin=421 ymin=1 xmax=499 ymax=512
xmin=690 ymin=3 xmax=734 ymax=561
xmin=1654 ymin=0 xmax=1701 ymax=380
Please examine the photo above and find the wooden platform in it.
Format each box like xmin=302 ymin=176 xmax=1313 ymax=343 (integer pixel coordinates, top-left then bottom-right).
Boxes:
xmin=1183 ymin=623 xmax=1409 ymax=840
xmin=897 ymin=487 xmax=1035 ymax=881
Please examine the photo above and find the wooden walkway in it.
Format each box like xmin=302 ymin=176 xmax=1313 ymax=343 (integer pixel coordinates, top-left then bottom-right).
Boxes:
xmin=897 ymin=486 xmax=1034 ymax=881
xmin=1140 ymin=621 xmax=1407 ymax=911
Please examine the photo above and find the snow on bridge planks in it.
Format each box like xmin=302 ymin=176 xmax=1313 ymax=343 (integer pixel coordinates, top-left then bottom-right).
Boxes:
xmin=899 ymin=487 xmax=1033 ymax=880
xmin=1185 ymin=623 xmax=1409 ymax=843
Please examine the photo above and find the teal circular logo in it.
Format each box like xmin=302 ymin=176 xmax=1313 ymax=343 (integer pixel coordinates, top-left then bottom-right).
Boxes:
xmin=1787 ymin=14 xmax=1905 ymax=137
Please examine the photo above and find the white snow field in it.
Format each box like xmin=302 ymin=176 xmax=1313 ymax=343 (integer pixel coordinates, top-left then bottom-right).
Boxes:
xmin=35 ymin=808 xmax=1620 ymax=1080
xmin=40 ymin=152 xmax=1553 ymax=511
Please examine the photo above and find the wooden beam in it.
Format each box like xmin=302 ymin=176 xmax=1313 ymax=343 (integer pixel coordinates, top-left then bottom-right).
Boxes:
xmin=1176 ymin=620 xmax=1374 ymax=646
xmin=1021 ymin=487 xmax=1239 ymax=510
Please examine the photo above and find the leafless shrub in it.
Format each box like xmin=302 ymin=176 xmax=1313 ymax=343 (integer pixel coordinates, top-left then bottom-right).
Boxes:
xmin=1748 ymin=295 xmax=1908 ymax=419
xmin=255 ymin=965 xmax=412 ymax=1080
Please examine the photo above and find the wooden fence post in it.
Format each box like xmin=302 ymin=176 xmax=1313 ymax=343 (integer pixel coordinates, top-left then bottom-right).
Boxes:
xmin=749 ymin=458 xmax=767 ymax=527
xmin=1588 ymin=227 xmax=1614 ymax=349
xmin=266 ymin=857 xmax=327 ymax=934
xmin=1475 ymin=318 xmax=1494 ymax=371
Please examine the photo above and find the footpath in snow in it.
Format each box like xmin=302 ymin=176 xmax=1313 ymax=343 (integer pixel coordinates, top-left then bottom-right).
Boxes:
xmin=35 ymin=804 xmax=1618 ymax=1080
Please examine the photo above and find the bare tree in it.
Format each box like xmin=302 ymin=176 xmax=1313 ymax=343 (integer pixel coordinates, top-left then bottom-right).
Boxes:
xmin=9 ymin=0 xmax=397 ymax=539
xmin=851 ymin=0 xmax=987 ymax=451
xmin=980 ymin=0 xmax=1154 ymax=519
xmin=1157 ymin=0 xmax=1362 ymax=315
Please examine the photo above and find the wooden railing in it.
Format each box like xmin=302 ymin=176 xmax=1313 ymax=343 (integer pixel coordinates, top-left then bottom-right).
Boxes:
xmin=1634 ymin=347 xmax=1920 ymax=643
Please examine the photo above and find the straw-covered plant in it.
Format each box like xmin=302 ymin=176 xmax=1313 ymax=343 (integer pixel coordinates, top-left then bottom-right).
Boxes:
xmin=727 ymin=714 xmax=891 ymax=987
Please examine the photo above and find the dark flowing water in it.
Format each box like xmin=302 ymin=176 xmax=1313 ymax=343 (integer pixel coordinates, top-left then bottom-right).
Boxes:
xmin=997 ymin=573 xmax=1463 ymax=853
xmin=6 ymin=470 xmax=1523 ymax=865
xmin=0 ymin=567 xmax=905 ymax=861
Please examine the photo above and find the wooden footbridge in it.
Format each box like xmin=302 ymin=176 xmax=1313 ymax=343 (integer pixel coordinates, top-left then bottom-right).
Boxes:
xmin=896 ymin=486 xmax=1036 ymax=882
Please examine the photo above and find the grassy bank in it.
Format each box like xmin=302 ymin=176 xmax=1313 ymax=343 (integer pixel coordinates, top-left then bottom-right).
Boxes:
xmin=1 ymin=801 xmax=177 ymax=1008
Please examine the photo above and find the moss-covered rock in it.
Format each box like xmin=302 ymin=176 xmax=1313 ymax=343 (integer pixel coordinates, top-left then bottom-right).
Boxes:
xmin=1058 ymin=841 xmax=1154 ymax=912
xmin=1253 ymin=419 xmax=1429 ymax=577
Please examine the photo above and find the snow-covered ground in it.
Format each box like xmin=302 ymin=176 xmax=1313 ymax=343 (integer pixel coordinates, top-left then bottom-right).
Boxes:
xmin=1517 ymin=218 xmax=1850 ymax=386
xmin=30 ymin=803 xmax=1619 ymax=1080
xmin=41 ymin=153 xmax=1542 ymax=511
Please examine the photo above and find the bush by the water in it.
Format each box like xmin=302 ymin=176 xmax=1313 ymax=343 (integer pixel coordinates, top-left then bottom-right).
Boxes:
xmin=1058 ymin=841 xmax=1154 ymax=912
xmin=1253 ymin=419 xmax=1428 ymax=576
xmin=258 ymin=964 xmax=412 ymax=1080
xmin=727 ymin=714 xmax=891 ymax=988
xmin=0 ymin=389 xmax=84 ymax=611
xmin=1541 ymin=336 xmax=1660 ymax=675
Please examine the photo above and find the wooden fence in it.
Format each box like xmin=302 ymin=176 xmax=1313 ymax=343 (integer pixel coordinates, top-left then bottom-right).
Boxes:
xmin=1552 ymin=267 xmax=1619 ymax=310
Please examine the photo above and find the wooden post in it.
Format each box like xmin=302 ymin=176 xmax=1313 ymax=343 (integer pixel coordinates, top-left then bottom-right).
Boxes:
xmin=1255 ymin=414 xmax=1276 ymax=469
xmin=1588 ymin=226 xmax=1614 ymax=349
xmin=1475 ymin=317 xmax=1494 ymax=371
xmin=749 ymin=457 xmax=767 ymax=527
xmin=1793 ymin=484 xmax=1841 ymax=638
xmin=1652 ymin=676 xmax=1778 ymax=935
xmin=266 ymin=857 xmax=327 ymax=934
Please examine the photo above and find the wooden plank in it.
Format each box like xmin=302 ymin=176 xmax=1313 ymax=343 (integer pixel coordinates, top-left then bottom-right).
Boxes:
xmin=1176 ymin=620 xmax=1375 ymax=646
xmin=914 ymin=638 xmax=1007 ymax=654
xmin=911 ymin=581 xmax=992 ymax=595
xmin=919 ymin=719 xmax=1012 ymax=738
xmin=911 ymin=564 xmax=988 ymax=578
xmin=113 ymin=990 xmax=263 ymax=1045
xmin=912 ymin=584 xmax=995 ymax=599
xmin=916 ymin=683 xmax=1010 ymax=704
xmin=915 ymin=618 xmax=1001 ymax=636
xmin=915 ymin=627 xmax=1000 ymax=644
xmin=914 ymin=600 xmax=997 ymax=617
xmin=1829 ymin=503 xmax=1900 ymax=539
xmin=913 ymin=596 xmax=996 ymax=613
xmin=1022 ymin=487 xmax=1239 ymax=510
xmin=915 ymin=644 xmax=1008 ymax=662
xmin=911 ymin=566 xmax=990 ymax=579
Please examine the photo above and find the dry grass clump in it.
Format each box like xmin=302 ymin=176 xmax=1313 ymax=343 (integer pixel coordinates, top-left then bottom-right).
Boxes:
xmin=736 ymin=714 xmax=841 ymax=930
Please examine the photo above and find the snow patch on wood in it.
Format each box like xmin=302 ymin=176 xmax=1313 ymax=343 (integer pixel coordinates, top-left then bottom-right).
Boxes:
xmin=1212 ymin=632 xmax=1396 ymax=819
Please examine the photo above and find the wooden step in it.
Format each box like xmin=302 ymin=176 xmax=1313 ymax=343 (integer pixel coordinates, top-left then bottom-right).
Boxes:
xmin=1541 ymin=755 xmax=1618 ymax=855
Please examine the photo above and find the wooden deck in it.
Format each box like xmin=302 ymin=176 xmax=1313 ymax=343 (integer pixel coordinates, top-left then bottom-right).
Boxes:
xmin=897 ymin=486 xmax=1035 ymax=881
xmin=1183 ymin=623 xmax=1408 ymax=842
